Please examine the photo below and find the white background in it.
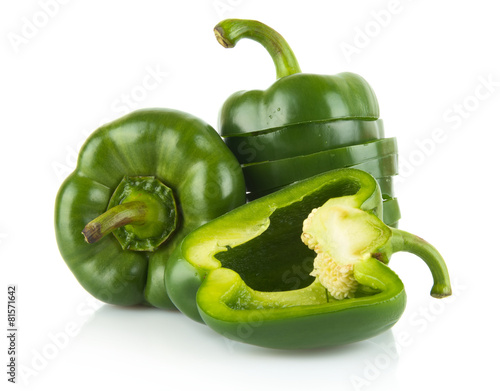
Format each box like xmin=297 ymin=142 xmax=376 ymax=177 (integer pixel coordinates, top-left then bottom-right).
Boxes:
xmin=1 ymin=0 xmax=498 ymax=390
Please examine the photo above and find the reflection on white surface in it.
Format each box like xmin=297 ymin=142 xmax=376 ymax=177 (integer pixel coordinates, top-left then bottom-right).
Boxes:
xmin=22 ymin=304 xmax=401 ymax=390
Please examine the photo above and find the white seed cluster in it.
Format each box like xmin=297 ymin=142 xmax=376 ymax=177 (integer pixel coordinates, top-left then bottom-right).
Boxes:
xmin=301 ymin=208 xmax=358 ymax=300
xmin=309 ymin=252 xmax=358 ymax=300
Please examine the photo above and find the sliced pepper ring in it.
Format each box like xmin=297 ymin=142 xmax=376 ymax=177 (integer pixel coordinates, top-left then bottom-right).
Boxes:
xmin=377 ymin=176 xmax=396 ymax=199
xmin=224 ymin=118 xmax=384 ymax=164
xmin=243 ymin=140 xmax=398 ymax=193
xmin=247 ymin=175 xmax=396 ymax=201
xmin=383 ymin=197 xmax=401 ymax=227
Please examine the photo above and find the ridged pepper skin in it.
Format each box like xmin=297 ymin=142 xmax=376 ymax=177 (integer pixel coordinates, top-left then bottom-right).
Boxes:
xmin=165 ymin=168 xmax=451 ymax=349
xmin=55 ymin=109 xmax=246 ymax=308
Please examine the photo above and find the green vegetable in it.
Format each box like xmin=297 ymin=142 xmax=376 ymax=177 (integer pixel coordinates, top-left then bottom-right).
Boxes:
xmin=165 ymin=168 xmax=451 ymax=349
xmin=54 ymin=109 xmax=246 ymax=308
xmin=225 ymin=119 xmax=385 ymax=164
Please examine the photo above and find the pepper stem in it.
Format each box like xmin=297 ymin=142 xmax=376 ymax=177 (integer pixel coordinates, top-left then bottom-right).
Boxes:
xmin=82 ymin=201 xmax=147 ymax=244
xmin=214 ymin=18 xmax=302 ymax=79
xmin=391 ymin=229 xmax=452 ymax=298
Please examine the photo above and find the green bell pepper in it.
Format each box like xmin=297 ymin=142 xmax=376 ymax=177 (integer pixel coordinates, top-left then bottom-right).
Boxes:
xmin=215 ymin=19 xmax=380 ymax=137
xmin=225 ymin=118 xmax=385 ymax=164
xmin=165 ymin=169 xmax=451 ymax=349
xmin=55 ymin=108 xmax=246 ymax=308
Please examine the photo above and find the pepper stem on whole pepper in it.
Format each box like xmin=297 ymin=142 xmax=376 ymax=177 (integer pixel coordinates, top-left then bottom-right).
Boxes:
xmin=214 ymin=18 xmax=302 ymax=79
xmin=82 ymin=201 xmax=147 ymax=244
xmin=82 ymin=176 xmax=178 ymax=252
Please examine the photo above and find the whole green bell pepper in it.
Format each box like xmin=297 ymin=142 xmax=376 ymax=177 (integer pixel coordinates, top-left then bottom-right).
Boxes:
xmin=55 ymin=109 xmax=246 ymax=308
xmin=214 ymin=19 xmax=380 ymax=137
xmin=165 ymin=168 xmax=451 ymax=349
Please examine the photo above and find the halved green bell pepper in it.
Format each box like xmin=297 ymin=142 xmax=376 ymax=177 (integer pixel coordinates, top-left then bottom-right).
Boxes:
xmin=225 ymin=118 xmax=385 ymax=164
xmin=215 ymin=19 xmax=380 ymax=136
xmin=165 ymin=168 xmax=451 ymax=349
xmin=55 ymin=109 xmax=246 ymax=308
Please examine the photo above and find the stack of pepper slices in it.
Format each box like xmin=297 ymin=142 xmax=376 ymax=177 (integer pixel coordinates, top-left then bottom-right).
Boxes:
xmin=217 ymin=19 xmax=400 ymax=227
xmin=55 ymin=19 xmax=452 ymax=350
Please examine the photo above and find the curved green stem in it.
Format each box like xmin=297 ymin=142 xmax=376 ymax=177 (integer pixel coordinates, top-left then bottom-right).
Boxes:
xmin=214 ymin=18 xmax=301 ymax=79
xmin=391 ymin=229 xmax=452 ymax=298
xmin=82 ymin=201 xmax=147 ymax=244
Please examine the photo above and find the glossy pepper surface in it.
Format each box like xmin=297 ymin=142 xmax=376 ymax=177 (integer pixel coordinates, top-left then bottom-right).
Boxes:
xmin=55 ymin=109 xmax=246 ymax=308
xmin=165 ymin=169 xmax=451 ymax=349
xmin=241 ymin=138 xmax=398 ymax=192
xmin=225 ymin=119 xmax=385 ymax=164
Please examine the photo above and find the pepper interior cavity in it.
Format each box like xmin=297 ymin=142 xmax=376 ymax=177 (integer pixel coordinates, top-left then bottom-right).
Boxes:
xmin=214 ymin=179 xmax=365 ymax=294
